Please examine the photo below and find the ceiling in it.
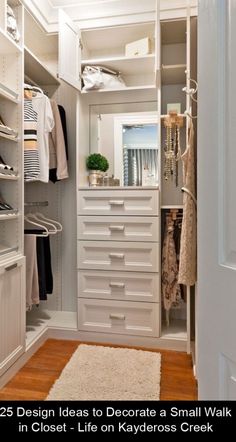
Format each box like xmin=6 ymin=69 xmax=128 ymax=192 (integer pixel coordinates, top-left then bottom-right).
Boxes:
xmin=49 ymin=0 xmax=121 ymax=8
xmin=48 ymin=0 xmax=146 ymax=7
xmin=23 ymin=0 xmax=197 ymax=33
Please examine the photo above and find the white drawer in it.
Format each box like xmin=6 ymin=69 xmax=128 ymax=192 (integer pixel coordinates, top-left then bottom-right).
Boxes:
xmin=78 ymin=189 xmax=159 ymax=216
xmin=77 ymin=216 xmax=159 ymax=242
xmin=78 ymin=240 xmax=159 ymax=272
xmin=78 ymin=298 xmax=160 ymax=337
xmin=78 ymin=270 xmax=160 ymax=302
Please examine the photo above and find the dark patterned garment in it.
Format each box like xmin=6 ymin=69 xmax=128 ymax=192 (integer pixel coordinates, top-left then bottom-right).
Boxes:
xmin=162 ymin=218 xmax=181 ymax=317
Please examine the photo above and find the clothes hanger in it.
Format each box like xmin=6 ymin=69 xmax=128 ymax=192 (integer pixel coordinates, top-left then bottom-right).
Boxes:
xmin=24 ymin=83 xmax=44 ymax=95
xmin=36 ymin=212 xmax=63 ymax=232
xmin=24 ymin=215 xmax=49 ymax=237
xmin=27 ymin=213 xmax=57 ymax=235
xmin=184 ymin=110 xmax=197 ymax=120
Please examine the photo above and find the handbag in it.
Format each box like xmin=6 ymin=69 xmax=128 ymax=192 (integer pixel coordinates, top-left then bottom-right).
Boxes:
xmin=82 ymin=65 xmax=126 ymax=91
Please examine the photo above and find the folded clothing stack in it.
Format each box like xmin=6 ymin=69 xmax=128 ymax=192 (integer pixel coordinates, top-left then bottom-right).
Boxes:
xmin=7 ymin=5 xmax=20 ymax=43
xmin=0 ymin=115 xmax=18 ymax=138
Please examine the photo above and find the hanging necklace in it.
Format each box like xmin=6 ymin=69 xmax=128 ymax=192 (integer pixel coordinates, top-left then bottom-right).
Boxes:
xmin=164 ymin=124 xmax=176 ymax=181
xmin=164 ymin=113 xmax=183 ymax=185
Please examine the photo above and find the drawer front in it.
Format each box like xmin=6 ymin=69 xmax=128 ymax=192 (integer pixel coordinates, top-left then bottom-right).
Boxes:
xmin=78 ymin=298 xmax=159 ymax=337
xmin=78 ymin=189 xmax=159 ymax=216
xmin=78 ymin=216 xmax=159 ymax=242
xmin=78 ymin=270 xmax=160 ymax=302
xmin=78 ymin=241 xmax=159 ymax=272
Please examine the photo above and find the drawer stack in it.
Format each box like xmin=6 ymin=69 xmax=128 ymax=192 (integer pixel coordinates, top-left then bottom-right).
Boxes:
xmin=77 ymin=188 xmax=160 ymax=338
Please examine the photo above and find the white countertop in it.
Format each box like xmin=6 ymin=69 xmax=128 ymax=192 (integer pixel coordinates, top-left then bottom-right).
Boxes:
xmin=78 ymin=186 xmax=159 ymax=190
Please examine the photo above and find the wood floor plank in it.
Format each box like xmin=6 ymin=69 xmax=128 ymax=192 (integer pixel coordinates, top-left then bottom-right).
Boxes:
xmin=0 ymin=339 xmax=197 ymax=400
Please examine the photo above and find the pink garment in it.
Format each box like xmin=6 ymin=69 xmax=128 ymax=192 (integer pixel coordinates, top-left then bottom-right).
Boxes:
xmin=24 ymin=235 xmax=39 ymax=311
xmin=49 ymin=100 xmax=69 ymax=180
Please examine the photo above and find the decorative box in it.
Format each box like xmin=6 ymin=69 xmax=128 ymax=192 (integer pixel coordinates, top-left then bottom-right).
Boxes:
xmin=125 ymin=37 xmax=151 ymax=57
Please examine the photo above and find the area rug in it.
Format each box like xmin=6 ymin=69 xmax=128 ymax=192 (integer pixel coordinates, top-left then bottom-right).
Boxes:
xmin=46 ymin=344 xmax=161 ymax=400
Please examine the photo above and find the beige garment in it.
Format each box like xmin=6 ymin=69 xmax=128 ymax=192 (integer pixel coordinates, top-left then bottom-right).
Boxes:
xmin=49 ymin=100 xmax=69 ymax=180
xmin=24 ymin=235 xmax=39 ymax=311
xmin=178 ymin=120 xmax=197 ymax=286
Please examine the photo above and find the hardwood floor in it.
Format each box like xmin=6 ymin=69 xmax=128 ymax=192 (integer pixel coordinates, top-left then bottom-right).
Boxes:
xmin=0 ymin=339 xmax=197 ymax=400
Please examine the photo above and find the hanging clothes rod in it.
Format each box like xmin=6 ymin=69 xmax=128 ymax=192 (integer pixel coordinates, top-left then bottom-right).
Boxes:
xmin=25 ymin=201 xmax=49 ymax=207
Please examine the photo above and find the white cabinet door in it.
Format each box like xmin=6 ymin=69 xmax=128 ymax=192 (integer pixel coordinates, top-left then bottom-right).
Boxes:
xmin=0 ymin=256 xmax=25 ymax=376
xmin=58 ymin=9 xmax=81 ymax=90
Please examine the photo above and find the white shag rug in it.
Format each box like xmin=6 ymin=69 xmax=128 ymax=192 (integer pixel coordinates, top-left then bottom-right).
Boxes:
xmin=46 ymin=344 xmax=161 ymax=400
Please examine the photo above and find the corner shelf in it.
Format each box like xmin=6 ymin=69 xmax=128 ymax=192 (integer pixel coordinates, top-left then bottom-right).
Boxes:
xmin=24 ymin=46 xmax=60 ymax=87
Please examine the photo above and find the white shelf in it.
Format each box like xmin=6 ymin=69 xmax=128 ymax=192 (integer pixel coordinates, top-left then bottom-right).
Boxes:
xmin=162 ymin=64 xmax=186 ymax=85
xmin=161 ymin=205 xmax=184 ymax=209
xmin=161 ymin=319 xmax=187 ymax=341
xmin=24 ymin=46 xmax=60 ymax=86
xmin=26 ymin=310 xmax=77 ymax=347
xmin=82 ymin=54 xmax=155 ymax=76
xmin=0 ymin=132 xmax=19 ymax=142
xmin=0 ymin=245 xmax=18 ymax=258
xmin=0 ymin=211 xmax=19 ymax=221
xmin=0 ymin=85 xmax=19 ymax=103
xmin=0 ymin=28 xmax=22 ymax=54
xmin=81 ymin=84 xmax=156 ymax=94
xmin=0 ymin=173 xmax=19 ymax=180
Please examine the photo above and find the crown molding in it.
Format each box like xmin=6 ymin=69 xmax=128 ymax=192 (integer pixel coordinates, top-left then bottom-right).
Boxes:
xmin=22 ymin=0 xmax=198 ymax=33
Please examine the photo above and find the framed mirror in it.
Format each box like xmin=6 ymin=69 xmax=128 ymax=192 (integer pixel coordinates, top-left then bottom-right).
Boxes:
xmin=89 ymin=102 xmax=159 ymax=187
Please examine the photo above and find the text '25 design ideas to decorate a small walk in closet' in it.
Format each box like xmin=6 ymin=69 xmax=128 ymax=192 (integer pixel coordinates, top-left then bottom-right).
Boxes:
xmin=0 ymin=0 xmax=198 ymax=386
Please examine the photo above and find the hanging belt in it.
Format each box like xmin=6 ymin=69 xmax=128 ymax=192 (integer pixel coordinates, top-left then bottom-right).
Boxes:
xmin=181 ymin=187 xmax=197 ymax=206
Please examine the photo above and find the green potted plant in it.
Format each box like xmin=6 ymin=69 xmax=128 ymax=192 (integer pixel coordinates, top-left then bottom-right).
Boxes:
xmin=86 ymin=153 xmax=109 ymax=186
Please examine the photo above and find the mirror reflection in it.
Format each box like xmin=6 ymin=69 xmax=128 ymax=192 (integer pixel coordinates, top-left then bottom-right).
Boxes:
xmin=90 ymin=106 xmax=159 ymax=187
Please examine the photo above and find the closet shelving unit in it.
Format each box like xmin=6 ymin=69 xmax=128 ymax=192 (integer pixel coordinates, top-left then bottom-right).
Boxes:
xmin=0 ymin=0 xmax=26 ymax=379
xmin=0 ymin=0 xmax=23 ymax=259
xmin=160 ymin=15 xmax=197 ymax=353
xmin=22 ymin=9 xmax=78 ymax=348
xmin=0 ymin=2 xmax=199 ymax=388
xmin=80 ymin=22 xmax=157 ymax=92
xmin=160 ymin=18 xmax=188 ymax=345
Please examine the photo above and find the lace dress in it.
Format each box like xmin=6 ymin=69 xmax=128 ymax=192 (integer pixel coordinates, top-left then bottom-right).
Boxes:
xmin=162 ymin=218 xmax=181 ymax=323
xmin=178 ymin=120 xmax=197 ymax=285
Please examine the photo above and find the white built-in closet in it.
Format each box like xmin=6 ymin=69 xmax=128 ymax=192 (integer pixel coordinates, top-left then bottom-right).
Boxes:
xmin=0 ymin=0 xmax=197 ymax=387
